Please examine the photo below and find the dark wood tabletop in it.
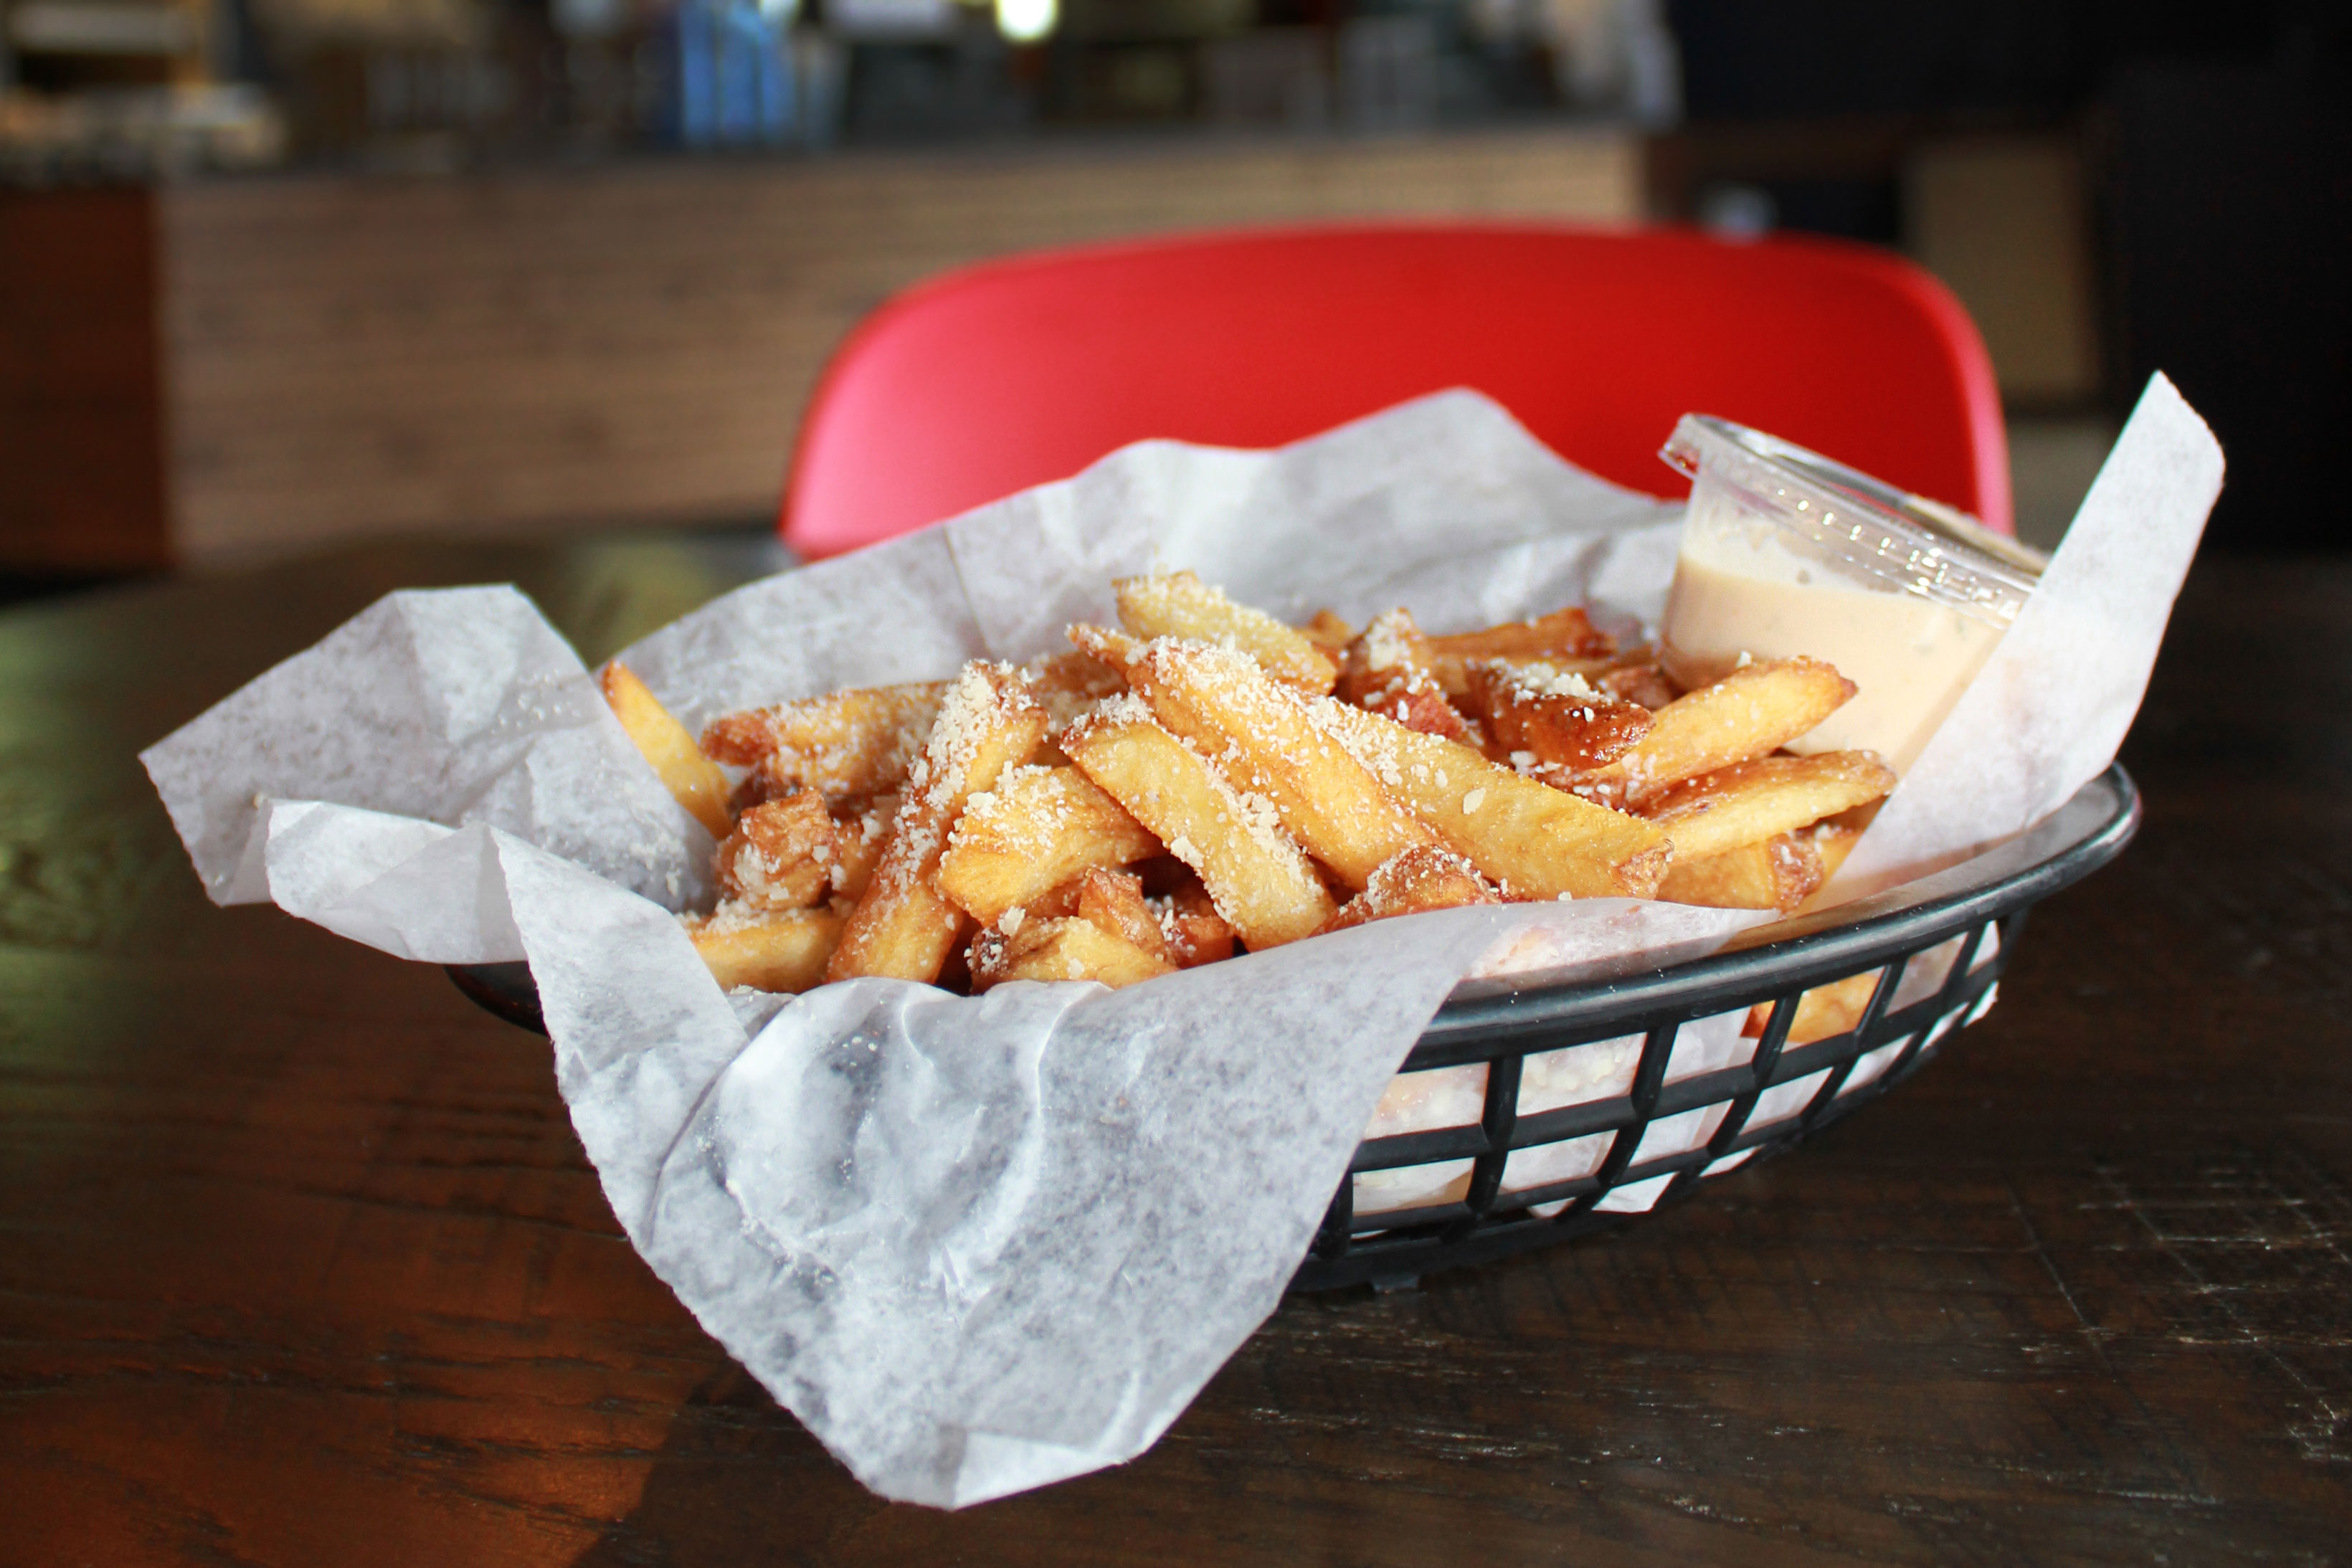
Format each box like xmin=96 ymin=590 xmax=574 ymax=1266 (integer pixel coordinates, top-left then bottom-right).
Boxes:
xmin=4 ymin=533 xmax=2346 ymax=1565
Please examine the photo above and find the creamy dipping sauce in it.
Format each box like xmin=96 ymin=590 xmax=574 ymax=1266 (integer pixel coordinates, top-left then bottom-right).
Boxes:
xmin=1661 ymin=520 xmax=2007 ymax=776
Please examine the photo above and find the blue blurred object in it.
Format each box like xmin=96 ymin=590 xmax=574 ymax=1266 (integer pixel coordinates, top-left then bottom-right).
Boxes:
xmin=664 ymin=0 xmax=810 ymax=146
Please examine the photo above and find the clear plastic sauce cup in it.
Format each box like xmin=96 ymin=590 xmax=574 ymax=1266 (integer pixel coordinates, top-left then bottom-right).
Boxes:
xmin=1657 ymin=415 xmax=2047 ymax=776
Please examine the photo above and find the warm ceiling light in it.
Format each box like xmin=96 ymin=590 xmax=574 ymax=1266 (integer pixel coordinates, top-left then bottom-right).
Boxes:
xmin=995 ymin=0 xmax=1054 ymax=44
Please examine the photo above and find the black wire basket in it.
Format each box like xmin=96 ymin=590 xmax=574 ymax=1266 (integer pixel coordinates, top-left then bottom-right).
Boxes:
xmin=449 ymin=764 xmax=2138 ymax=1294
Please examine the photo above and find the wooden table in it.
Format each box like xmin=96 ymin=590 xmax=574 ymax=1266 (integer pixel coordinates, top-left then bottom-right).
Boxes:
xmin=4 ymin=536 xmax=2346 ymax=1564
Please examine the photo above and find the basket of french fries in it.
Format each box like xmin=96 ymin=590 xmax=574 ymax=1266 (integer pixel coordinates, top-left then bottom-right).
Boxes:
xmin=452 ymin=564 xmax=2138 ymax=1290
xmin=143 ymin=385 xmax=2219 ymax=1506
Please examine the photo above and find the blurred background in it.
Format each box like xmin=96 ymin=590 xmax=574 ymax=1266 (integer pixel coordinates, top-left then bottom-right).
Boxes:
xmin=1 ymin=0 xmax=2343 ymax=585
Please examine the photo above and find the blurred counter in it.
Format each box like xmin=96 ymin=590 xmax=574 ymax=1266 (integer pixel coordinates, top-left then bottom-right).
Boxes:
xmin=0 ymin=127 xmax=1641 ymax=571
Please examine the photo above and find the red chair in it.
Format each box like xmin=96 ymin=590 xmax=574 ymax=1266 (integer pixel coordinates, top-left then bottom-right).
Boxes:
xmin=781 ymin=224 xmax=2009 ymax=560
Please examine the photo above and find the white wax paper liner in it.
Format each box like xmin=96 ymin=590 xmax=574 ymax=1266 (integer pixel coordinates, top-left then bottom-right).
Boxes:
xmin=140 ymin=384 xmax=2219 ymax=1507
xmin=1830 ymin=373 xmax=2224 ymax=895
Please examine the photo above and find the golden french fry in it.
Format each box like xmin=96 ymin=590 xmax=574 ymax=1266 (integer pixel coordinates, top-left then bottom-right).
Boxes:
xmin=1161 ymin=873 xmax=1236 ymax=966
xmin=1312 ymin=698 xmax=1671 ymax=900
xmin=1114 ymin=570 xmax=1339 ymax=695
xmin=970 ymin=914 xmax=1175 ymax=991
xmin=702 ymin=682 xmax=945 ymax=804
xmin=599 ymin=660 xmax=734 ymax=840
xmin=1811 ymin=819 xmax=1863 ymax=882
xmin=683 ymin=906 xmax=843 ymax=993
xmin=1338 ymin=609 xmax=1471 ymax=741
xmin=1023 ymin=650 xmax=1127 ymax=726
xmin=1639 ymin=751 xmax=1896 ymax=863
xmin=1595 ymin=660 xmax=1679 ymax=711
xmin=1070 ymin=866 xmax=1177 ymax=966
xmin=1326 ymin=845 xmax=1497 ymax=931
xmin=715 ymin=790 xmax=838 ymax=911
xmin=828 ymin=664 xmax=1048 ymax=984
xmin=1299 ymin=609 xmax=1357 ymax=651
xmin=1018 ymin=876 xmax=1084 ymax=921
xmin=1061 ymin=696 xmax=1336 ymax=948
xmin=1656 ymin=830 xmax=1824 ymax=913
xmin=1781 ymin=818 xmax=1870 ymax=916
xmin=936 ymin=765 xmax=1160 ymax=927
xmin=667 ymin=570 xmax=1920 ymax=996
xmin=825 ymin=792 xmax=898 ymax=902
xmin=1580 ymin=657 xmax=1857 ymax=806
xmin=1745 ymin=969 xmax=1881 ymax=1046
xmin=1018 ymin=737 xmax=1076 ymax=774
xmin=1442 ymin=649 xmax=1620 ymax=700
xmin=1126 ymin=637 xmax=1438 ymax=890
xmin=1425 ymin=607 xmax=1616 ymax=695
xmin=1338 ymin=608 xmax=1433 ymax=686
xmin=1468 ymin=660 xmax=1654 ymax=777
xmin=1068 ymin=622 xmax=1144 ymax=673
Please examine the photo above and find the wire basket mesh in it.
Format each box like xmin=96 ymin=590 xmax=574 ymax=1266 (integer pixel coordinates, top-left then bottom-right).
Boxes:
xmin=1305 ymin=764 xmax=2138 ymax=1289
xmin=449 ymin=766 xmax=2139 ymax=1294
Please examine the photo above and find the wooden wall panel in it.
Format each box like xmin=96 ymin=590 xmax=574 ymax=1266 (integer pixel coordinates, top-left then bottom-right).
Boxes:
xmin=159 ymin=130 xmax=1641 ymax=561
xmin=0 ymin=187 xmax=171 ymax=572
xmin=1904 ymin=136 xmax=2100 ymax=407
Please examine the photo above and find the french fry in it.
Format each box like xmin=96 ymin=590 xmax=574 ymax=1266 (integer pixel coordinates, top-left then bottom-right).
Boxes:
xmin=969 ymin=914 xmax=1175 ymax=991
xmin=674 ymin=570 xmax=1923 ymax=998
xmin=1578 ymin=657 xmax=1857 ymax=806
xmin=1068 ymin=622 xmax=1144 ymax=673
xmin=1468 ymin=660 xmax=1654 ymax=776
xmin=702 ymin=682 xmax=945 ymax=805
xmin=1425 ymin=607 xmax=1616 ymax=695
xmin=1325 ymin=846 xmax=1497 ymax=931
xmin=715 ymin=790 xmax=838 ymax=911
xmin=1656 ymin=830 xmax=1824 ymax=912
xmin=1337 ymin=609 xmax=1471 ymax=741
xmin=1745 ymin=970 xmax=1880 ymax=1045
xmin=1639 ymin=751 xmax=1895 ymax=863
xmin=1018 ymin=876 xmax=1085 ymax=921
xmin=1060 ymin=695 xmax=1336 ymax=948
xmin=1124 ymin=637 xmax=1438 ymax=890
xmin=1811 ymin=819 xmax=1863 ymax=883
xmin=1595 ymin=660 xmax=1679 ymax=711
xmin=826 ymin=792 xmax=898 ymax=902
xmin=1018 ymin=737 xmax=1075 ymax=773
xmin=828 ymin=664 xmax=1049 ymax=984
xmin=1023 ymin=650 xmax=1127 ymax=726
xmin=683 ymin=906 xmax=843 ymax=993
xmin=1160 ymin=873 xmax=1236 ymax=966
xmin=1070 ymin=866 xmax=1177 ymax=966
xmin=1299 ymin=609 xmax=1356 ymax=651
xmin=936 ymin=764 xmax=1160 ymax=927
xmin=1114 ymin=570 xmax=1339 ymax=695
xmin=1312 ymin=698 xmax=1671 ymax=899
xmin=599 ymin=660 xmax=734 ymax=840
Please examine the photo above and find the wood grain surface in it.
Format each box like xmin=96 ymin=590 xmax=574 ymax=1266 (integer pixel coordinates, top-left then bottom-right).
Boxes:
xmin=0 ymin=186 xmax=170 ymax=573
xmin=1 ymin=538 xmax=2346 ymax=1564
xmin=159 ymin=130 xmax=1639 ymax=561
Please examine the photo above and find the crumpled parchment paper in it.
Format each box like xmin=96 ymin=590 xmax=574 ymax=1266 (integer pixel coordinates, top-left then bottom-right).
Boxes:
xmin=141 ymin=380 xmax=2219 ymax=1508
xmin=1827 ymin=374 xmax=2225 ymax=895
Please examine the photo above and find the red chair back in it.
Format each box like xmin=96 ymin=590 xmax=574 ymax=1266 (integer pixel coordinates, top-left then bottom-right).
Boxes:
xmin=782 ymin=224 xmax=2009 ymax=559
